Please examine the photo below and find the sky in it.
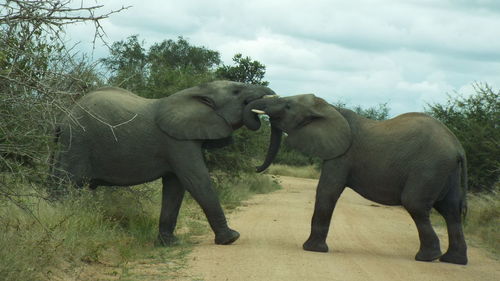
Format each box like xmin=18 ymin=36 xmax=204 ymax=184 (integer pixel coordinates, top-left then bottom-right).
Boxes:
xmin=69 ymin=0 xmax=500 ymax=116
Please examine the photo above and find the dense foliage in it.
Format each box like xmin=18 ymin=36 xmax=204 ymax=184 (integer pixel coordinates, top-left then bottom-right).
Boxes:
xmin=427 ymin=84 xmax=499 ymax=192
xmin=216 ymin=53 xmax=269 ymax=86
xmin=0 ymin=0 xmax=122 ymax=203
xmin=101 ymin=35 xmax=221 ymax=97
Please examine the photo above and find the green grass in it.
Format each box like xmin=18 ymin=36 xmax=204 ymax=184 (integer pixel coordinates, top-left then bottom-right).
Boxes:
xmin=265 ymin=164 xmax=320 ymax=179
xmin=0 ymin=173 xmax=280 ymax=281
xmin=463 ymin=188 xmax=500 ymax=257
xmin=430 ymin=186 xmax=500 ymax=259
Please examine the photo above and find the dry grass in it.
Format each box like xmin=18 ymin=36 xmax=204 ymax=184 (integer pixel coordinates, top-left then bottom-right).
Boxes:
xmin=464 ymin=188 xmax=500 ymax=257
xmin=0 ymin=173 xmax=280 ymax=281
xmin=265 ymin=164 xmax=320 ymax=179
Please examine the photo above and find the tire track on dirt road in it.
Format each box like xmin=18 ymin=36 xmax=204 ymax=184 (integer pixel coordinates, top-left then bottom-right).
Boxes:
xmin=179 ymin=176 xmax=499 ymax=281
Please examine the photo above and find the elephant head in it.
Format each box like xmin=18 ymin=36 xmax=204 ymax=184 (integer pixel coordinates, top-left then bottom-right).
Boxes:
xmin=245 ymin=94 xmax=352 ymax=171
xmin=156 ymin=81 xmax=277 ymax=141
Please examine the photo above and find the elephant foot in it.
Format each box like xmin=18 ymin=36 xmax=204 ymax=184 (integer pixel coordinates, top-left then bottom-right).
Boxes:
xmin=215 ymin=229 xmax=240 ymax=245
xmin=415 ymin=248 xmax=442 ymax=262
xmin=439 ymin=251 xmax=468 ymax=265
xmin=156 ymin=233 xmax=179 ymax=246
xmin=303 ymin=239 xmax=329 ymax=253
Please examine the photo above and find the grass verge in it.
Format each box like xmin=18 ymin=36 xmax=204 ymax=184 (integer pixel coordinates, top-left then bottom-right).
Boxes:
xmin=431 ymin=187 xmax=500 ymax=259
xmin=463 ymin=188 xmax=500 ymax=257
xmin=0 ymin=173 xmax=280 ymax=281
xmin=265 ymin=164 xmax=320 ymax=179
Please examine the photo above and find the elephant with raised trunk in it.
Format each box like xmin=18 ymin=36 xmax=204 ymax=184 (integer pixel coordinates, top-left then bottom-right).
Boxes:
xmin=51 ymin=81 xmax=276 ymax=246
xmin=244 ymin=94 xmax=468 ymax=265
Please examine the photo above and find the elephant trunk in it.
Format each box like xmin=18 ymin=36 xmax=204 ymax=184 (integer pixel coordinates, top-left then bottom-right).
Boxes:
xmin=244 ymin=98 xmax=283 ymax=172
xmin=256 ymin=124 xmax=282 ymax=172
xmin=243 ymin=97 xmax=277 ymax=130
xmin=243 ymin=101 xmax=262 ymax=131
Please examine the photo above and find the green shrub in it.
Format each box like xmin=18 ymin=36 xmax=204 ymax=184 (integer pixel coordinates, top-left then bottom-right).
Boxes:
xmin=427 ymin=83 xmax=499 ymax=192
xmin=0 ymin=173 xmax=279 ymax=281
xmin=212 ymin=173 xmax=281 ymax=209
xmin=273 ymin=139 xmax=321 ymax=167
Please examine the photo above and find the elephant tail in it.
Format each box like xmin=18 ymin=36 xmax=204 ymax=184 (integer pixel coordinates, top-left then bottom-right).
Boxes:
xmin=459 ymin=153 xmax=468 ymax=221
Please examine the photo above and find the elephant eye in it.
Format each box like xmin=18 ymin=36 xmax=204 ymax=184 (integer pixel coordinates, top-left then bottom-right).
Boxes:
xmin=232 ymin=89 xmax=240 ymax=95
xmin=285 ymin=104 xmax=291 ymax=110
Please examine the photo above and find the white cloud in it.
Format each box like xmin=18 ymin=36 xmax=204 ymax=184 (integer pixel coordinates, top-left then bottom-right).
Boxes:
xmin=67 ymin=0 xmax=500 ymax=116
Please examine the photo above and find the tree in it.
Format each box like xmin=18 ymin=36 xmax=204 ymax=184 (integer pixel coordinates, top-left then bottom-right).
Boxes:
xmin=427 ymin=83 xmax=499 ymax=192
xmin=102 ymin=36 xmax=221 ymax=98
xmin=0 ymin=0 xmax=127 ymax=199
xmin=146 ymin=36 xmax=221 ymax=97
xmin=216 ymin=53 xmax=269 ymax=86
xmin=101 ymin=35 xmax=148 ymax=94
xmin=353 ymin=102 xmax=390 ymax=120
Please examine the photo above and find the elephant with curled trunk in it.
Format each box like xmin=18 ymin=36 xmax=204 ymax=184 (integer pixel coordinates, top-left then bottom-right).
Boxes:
xmin=51 ymin=81 xmax=276 ymax=246
xmin=244 ymin=94 xmax=468 ymax=265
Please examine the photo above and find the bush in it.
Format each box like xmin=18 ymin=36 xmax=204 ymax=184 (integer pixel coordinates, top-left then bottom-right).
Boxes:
xmin=0 ymin=172 xmax=280 ymax=281
xmin=0 ymin=182 xmax=159 ymax=281
xmin=212 ymin=173 xmax=281 ymax=210
xmin=273 ymin=139 xmax=321 ymax=166
xmin=464 ymin=185 xmax=500 ymax=256
xmin=427 ymin=83 xmax=499 ymax=192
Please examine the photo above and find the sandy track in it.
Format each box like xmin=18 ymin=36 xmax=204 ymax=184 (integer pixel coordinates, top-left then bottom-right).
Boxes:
xmin=181 ymin=176 xmax=499 ymax=281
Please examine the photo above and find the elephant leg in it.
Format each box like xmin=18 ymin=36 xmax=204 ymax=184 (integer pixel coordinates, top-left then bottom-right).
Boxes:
xmin=181 ymin=174 xmax=239 ymax=245
xmin=157 ymin=175 xmax=186 ymax=246
xmin=434 ymin=188 xmax=467 ymax=265
xmin=401 ymin=178 xmax=443 ymax=262
xmin=303 ymin=160 xmax=347 ymax=253
xmin=171 ymin=146 xmax=239 ymax=245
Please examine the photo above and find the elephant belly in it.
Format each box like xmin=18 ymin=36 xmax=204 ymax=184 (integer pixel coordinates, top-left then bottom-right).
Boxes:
xmin=89 ymin=146 xmax=171 ymax=186
xmin=347 ymin=175 xmax=405 ymax=206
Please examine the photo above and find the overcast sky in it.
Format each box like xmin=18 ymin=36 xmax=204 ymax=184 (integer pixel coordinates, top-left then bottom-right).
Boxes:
xmin=69 ymin=0 xmax=500 ymax=116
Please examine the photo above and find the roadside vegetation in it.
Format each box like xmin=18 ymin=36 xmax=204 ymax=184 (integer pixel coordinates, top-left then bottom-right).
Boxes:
xmin=0 ymin=1 xmax=498 ymax=280
xmin=463 ymin=188 xmax=500 ymax=256
xmin=0 ymin=175 xmax=280 ymax=280
xmin=266 ymin=164 xmax=320 ymax=179
xmin=427 ymin=84 xmax=499 ymax=257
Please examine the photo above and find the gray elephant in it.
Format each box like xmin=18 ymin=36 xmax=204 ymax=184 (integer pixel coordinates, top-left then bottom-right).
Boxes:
xmin=244 ymin=94 xmax=468 ymax=265
xmin=51 ymin=80 xmax=276 ymax=245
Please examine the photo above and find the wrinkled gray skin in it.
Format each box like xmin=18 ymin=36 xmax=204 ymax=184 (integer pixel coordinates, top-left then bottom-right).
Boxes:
xmin=52 ymin=81 xmax=276 ymax=246
xmin=245 ymin=94 xmax=468 ymax=265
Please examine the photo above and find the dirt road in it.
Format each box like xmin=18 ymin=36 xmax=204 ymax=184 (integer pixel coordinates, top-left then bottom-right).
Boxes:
xmin=176 ymin=176 xmax=499 ymax=281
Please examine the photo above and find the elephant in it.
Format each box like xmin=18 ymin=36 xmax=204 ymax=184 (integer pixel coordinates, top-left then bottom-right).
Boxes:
xmin=244 ymin=94 xmax=468 ymax=265
xmin=51 ymin=80 xmax=276 ymax=246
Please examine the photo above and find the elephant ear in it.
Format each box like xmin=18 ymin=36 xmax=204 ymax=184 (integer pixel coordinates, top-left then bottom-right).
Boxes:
xmin=286 ymin=98 xmax=352 ymax=159
xmin=155 ymin=89 xmax=232 ymax=140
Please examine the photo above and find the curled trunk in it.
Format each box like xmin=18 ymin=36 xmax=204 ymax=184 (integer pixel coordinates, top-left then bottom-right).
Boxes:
xmin=256 ymin=125 xmax=282 ymax=172
xmin=244 ymin=98 xmax=283 ymax=172
xmin=242 ymin=101 xmax=262 ymax=131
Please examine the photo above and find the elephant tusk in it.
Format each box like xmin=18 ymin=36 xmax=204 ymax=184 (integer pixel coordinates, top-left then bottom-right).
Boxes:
xmin=263 ymin=95 xmax=279 ymax=98
xmin=251 ymin=109 xmax=266 ymax=114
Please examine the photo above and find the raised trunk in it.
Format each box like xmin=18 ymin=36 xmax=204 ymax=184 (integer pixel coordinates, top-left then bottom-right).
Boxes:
xmin=256 ymin=125 xmax=283 ymax=172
